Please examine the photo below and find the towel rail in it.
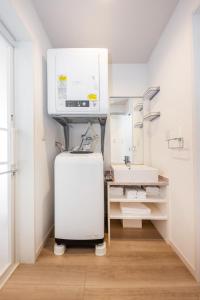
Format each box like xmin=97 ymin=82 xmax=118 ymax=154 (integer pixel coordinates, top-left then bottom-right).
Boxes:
xmin=166 ymin=137 xmax=184 ymax=149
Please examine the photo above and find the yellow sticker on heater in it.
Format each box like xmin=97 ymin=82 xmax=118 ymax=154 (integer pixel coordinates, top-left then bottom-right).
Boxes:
xmin=58 ymin=75 xmax=68 ymax=81
xmin=87 ymin=93 xmax=97 ymax=101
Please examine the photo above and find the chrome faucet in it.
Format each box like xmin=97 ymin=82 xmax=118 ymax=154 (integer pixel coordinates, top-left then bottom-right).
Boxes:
xmin=124 ymin=155 xmax=131 ymax=167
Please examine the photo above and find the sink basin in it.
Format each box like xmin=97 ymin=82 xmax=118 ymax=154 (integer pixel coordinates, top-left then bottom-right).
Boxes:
xmin=112 ymin=164 xmax=159 ymax=183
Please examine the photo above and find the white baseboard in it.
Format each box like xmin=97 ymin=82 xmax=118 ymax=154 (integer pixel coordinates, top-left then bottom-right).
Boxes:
xmin=36 ymin=225 xmax=54 ymax=259
xmin=0 ymin=263 xmax=19 ymax=289
xmin=168 ymin=240 xmax=197 ymax=280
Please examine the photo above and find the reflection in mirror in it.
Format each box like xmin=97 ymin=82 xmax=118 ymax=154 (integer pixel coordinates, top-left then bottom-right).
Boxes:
xmin=109 ymin=97 xmax=144 ymax=165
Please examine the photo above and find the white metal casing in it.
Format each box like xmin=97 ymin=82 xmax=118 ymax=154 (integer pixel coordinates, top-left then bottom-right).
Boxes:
xmin=54 ymin=152 xmax=104 ymax=240
xmin=48 ymin=48 xmax=108 ymax=117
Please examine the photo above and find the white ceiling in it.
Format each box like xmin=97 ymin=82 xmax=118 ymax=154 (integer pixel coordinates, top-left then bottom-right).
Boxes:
xmin=32 ymin=0 xmax=179 ymax=63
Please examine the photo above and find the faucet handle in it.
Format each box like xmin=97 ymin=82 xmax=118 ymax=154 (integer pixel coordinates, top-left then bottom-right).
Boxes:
xmin=124 ymin=155 xmax=130 ymax=165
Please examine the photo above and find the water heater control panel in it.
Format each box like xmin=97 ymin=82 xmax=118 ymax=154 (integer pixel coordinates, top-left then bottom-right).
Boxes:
xmin=47 ymin=48 xmax=108 ymax=116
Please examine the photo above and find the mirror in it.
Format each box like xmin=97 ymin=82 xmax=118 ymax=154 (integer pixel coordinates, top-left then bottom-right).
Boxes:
xmin=109 ymin=97 xmax=144 ymax=165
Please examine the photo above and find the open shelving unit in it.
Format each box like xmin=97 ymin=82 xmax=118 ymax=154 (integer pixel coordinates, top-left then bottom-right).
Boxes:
xmin=107 ymin=176 xmax=169 ymax=244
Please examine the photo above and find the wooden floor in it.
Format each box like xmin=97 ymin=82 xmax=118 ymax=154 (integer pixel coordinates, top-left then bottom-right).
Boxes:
xmin=110 ymin=220 xmax=162 ymax=240
xmin=0 ymin=221 xmax=200 ymax=300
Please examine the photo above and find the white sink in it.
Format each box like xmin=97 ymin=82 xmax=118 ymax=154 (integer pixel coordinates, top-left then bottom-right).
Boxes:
xmin=112 ymin=164 xmax=159 ymax=183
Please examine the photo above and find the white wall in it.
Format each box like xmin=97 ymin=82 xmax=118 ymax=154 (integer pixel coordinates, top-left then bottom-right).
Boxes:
xmin=146 ymin=0 xmax=200 ymax=274
xmin=0 ymin=0 xmax=62 ymax=262
xmin=13 ymin=0 xmax=63 ymax=260
xmin=109 ymin=64 xmax=147 ymax=96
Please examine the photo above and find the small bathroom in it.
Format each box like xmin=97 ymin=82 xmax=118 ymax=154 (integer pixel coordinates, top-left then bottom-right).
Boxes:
xmin=1 ymin=1 xmax=200 ymax=299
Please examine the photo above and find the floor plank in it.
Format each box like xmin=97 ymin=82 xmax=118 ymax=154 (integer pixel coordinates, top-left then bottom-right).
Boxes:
xmin=5 ymin=264 xmax=86 ymax=288
xmin=0 ymin=286 xmax=84 ymax=300
xmin=83 ymin=287 xmax=200 ymax=300
xmin=85 ymin=263 xmax=195 ymax=288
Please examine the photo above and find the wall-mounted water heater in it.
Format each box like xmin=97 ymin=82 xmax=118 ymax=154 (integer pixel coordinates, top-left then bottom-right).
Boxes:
xmin=47 ymin=48 xmax=108 ymax=117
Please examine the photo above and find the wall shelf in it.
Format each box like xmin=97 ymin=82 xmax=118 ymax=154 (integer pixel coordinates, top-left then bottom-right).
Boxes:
xmin=143 ymin=87 xmax=160 ymax=100
xmin=134 ymin=122 xmax=143 ymax=128
xmin=134 ymin=103 xmax=143 ymax=111
xmin=144 ymin=112 xmax=160 ymax=121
